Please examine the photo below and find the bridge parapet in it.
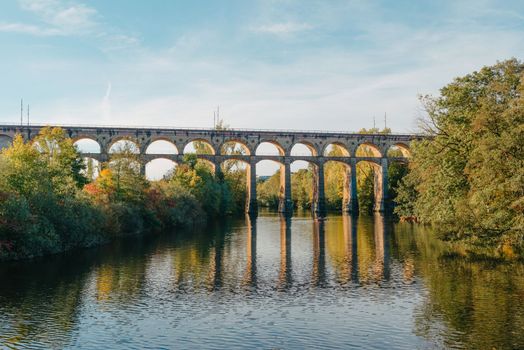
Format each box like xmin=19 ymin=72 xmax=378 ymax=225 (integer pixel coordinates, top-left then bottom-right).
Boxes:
xmin=0 ymin=124 xmax=421 ymax=156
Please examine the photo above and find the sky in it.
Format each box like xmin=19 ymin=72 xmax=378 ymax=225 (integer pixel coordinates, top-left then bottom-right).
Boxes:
xmin=1 ymin=0 xmax=523 ymax=133
xmin=0 ymin=0 xmax=523 ymax=177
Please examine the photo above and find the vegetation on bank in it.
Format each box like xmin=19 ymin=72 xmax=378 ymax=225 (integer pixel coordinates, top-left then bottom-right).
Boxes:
xmin=395 ymin=59 xmax=524 ymax=256
xmin=0 ymin=128 xmax=240 ymax=261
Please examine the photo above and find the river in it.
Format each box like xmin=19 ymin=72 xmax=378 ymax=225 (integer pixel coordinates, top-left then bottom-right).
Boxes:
xmin=0 ymin=212 xmax=523 ymax=349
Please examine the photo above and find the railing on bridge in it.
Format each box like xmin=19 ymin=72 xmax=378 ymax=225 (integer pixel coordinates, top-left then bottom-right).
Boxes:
xmin=0 ymin=122 xmax=424 ymax=137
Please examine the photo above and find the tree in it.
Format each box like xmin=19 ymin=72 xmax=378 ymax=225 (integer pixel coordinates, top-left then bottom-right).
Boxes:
xmin=0 ymin=134 xmax=50 ymax=199
xmin=395 ymin=59 xmax=524 ymax=253
xmin=0 ymin=127 xmax=87 ymax=199
xmin=0 ymin=129 xmax=106 ymax=258
xmin=33 ymin=126 xmax=88 ymax=194
xmin=106 ymin=141 xmax=149 ymax=204
xmin=292 ymin=168 xmax=314 ymax=209
xmin=257 ymin=171 xmax=281 ymax=208
xmin=324 ymin=146 xmax=348 ymax=210
xmin=167 ymin=154 xmax=224 ymax=216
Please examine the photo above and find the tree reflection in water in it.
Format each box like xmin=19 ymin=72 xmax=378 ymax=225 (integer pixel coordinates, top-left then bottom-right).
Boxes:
xmin=0 ymin=213 xmax=523 ymax=349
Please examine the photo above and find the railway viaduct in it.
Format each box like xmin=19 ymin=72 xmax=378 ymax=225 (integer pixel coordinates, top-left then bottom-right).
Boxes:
xmin=0 ymin=124 xmax=421 ymax=216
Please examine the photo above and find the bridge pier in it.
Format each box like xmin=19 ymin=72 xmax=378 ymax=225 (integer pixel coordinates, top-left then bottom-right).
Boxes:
xmin=278 ymin=161 xmax=293 ymax=215
xmin=246 ymin=159 xmax=258 ymax=215
xmin=373 ymin=157 xmax=389 ymax=212
xmin=313 ymin=161 xmax=327 ymax=217
xmin=98 ymin=152 xmax=109 ymax=165
xmin=342 ymin=167 xmax=351 ymax=212
xmin=349 ymin=159 xmax=359 ymax=213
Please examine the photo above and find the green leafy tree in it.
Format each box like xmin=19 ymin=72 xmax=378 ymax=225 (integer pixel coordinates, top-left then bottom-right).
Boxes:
xmin=257 ymin=171 xmax=281 ymax=208
xmin=168 ymin=154 xmax=224 ymax=216
xmin=292 ymin=168 xmax=314 ymax=209
xmin=0 ymin=134 xmax=50 ymax=199
xmin=33 ymin=126 xmax=88 ymax=194
xmin=387 ymin=150 xmax=409 ymax=207
xmin=395 ymin=59 xmax=524 ymax=254
xmin=107 ymin=142 xmax=149 ymax=204
xmin=0 ymin=129 xmax=105 ymax=259
xmin=324 ymin=146 xmax=348 ymax=210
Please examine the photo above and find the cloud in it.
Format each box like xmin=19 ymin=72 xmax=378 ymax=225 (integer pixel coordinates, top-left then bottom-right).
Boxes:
xmin=48 ymin=3 xmax=97 ymax=32
xmin=0 ymin=0 xmax=140 ymax=50
xmin=100 ymin=34 xmax=140 ymax=51
xmin=17 ymin=0 xmax=97 ymax=35
xmin=251 ymin=22 xmax=313 ymax=36
xmin=0 ymin=22 xmax=62 ymax=36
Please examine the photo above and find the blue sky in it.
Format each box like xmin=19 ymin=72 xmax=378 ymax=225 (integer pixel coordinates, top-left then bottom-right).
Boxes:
xmin=0 ymin=0 xmax=523 ymax=133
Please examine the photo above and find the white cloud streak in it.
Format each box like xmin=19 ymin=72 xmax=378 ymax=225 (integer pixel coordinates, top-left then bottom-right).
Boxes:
xmin=17 ymin=0 xmax=97 ymax=35
xmin=251 ymin=22 xmax=313 ymax=35
xmin=0 ymin=22 xmax=62 ymax=36
xmin=0 ymin=0 xmax=139 ymax=50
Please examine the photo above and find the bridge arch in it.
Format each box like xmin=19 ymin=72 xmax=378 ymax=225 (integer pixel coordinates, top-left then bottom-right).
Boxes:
xmin=72 ymin=134 xmax=99 ymax=143
xmin=255 ymin=141 xmax=285 ymax=156
xmin=355 ymin=142 xmax=382 ymax=157
xmin=356 ymin=157 xmax=381 ymax=166
xmin=323 ymin=159 xmax=353 ymax=211
xmin=355 ymin=159 xmax=386 ymax=212
xmin=290 ymin=141 xmax=318 ymax=156
xmin=74 ymin=137 xmax=101 ymax=154
xmin=255 ymin=159 xmax=284 ymax=210
xmin=220 ymin=140 xmax=251 ymax=156
xmin=323 ymin=143 xmax=350 ymax=157
xmin=145 ymin=139 xmax=179 ymax=155
xmin=145 ymin=158 xmax=177 ymax=181
xmin=183 ymin=139 xmax=216 ymax=155
xmin=193 ymin=156 xmax=217 ymax=172
xmin=387 ymin=143 xmax=411 ymax=158
xmin=255 ymin=158 xmax=284 ymax=174
xmin=108 ymin=138 xmax=140 ymax=154
xmin=290 ymin=159 xmax=321 ymax=212
xmin=220 ymin=157 xmax=248 ymax=170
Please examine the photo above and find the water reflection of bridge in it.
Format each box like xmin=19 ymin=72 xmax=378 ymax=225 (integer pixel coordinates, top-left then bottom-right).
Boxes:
xmin=208 ymin=214 xmax=392 ymax=290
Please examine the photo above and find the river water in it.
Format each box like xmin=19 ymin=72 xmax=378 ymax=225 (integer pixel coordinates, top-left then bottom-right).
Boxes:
xmin=0 ymin=212 xmax=523 ymax=349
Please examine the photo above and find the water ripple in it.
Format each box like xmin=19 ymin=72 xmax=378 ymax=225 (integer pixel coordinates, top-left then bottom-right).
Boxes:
xmin=0 ymin=214 xmax=523 ymax=349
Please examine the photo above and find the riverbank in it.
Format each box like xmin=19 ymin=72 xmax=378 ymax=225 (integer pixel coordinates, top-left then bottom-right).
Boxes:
xmin=0 ymin=191 xmax=207 ymax=262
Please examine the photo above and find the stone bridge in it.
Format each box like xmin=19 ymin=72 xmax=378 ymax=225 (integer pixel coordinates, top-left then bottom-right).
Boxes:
xmin=0 ymin=124 xmax=422 ymax=216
